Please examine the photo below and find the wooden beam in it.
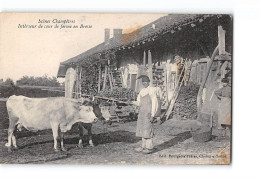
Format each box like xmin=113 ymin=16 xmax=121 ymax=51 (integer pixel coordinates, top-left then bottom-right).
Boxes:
xmin=218 ymin=25 xmax=226 ymax=55
xmin=197 ymin=45 xmax=219 ymax=111
xmin=82 ymin=94 xmax=132 ymax=105
xmin=108 ymin=67 xmax=113 ymax=91
xmin=143 ymin=50 xmax=146 ymax=66
xmin=148 ymin=50 xmax=153 ymax=85
xmin=110 ymin=68 xmax=114 ymax=86
xmin=75 ymin=66 xmax=79 ymax=99
xmin=98 ymin=64 xmax=101 ymax=92
xmin=197 ymin=25 xmax=226 ymax=110
xmin=197 ymin=40 xmax=210 ymax=57
xmin=102 ymin=65 xmax=108 ymax=91
xmin=79 ymin=66 xmax=82 ymax=98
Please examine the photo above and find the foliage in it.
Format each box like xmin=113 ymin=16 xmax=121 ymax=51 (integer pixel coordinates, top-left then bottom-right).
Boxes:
xmin=0 ymin=85 xmax=64 ymax=98
xmin=16 ymin=75 xmax=60 ymax=87
xmin=81 ymin=65 xmax=98 ymax=95
xmin=2 ymin=78 xmax=15 ymax=86
xmin=0 ymin=77 xmax=63 ymax=98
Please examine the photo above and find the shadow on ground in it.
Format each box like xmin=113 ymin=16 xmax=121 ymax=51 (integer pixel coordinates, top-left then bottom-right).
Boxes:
xmin=16 ymin=130 xmax=139 ymax=150
xmin=19 ymin=153 xmax=72 ymax=164
xmin=151 ymin=131 xmax=192 ymax=154
xmin=65 ymin=130 xmax=139 ymax=146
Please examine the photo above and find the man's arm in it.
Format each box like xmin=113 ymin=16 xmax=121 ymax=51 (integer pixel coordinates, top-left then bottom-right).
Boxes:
xmin=131 ymin=93 xmax=140 ymax=106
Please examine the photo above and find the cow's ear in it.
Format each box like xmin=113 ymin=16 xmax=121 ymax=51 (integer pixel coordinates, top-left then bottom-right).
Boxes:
xmin=77 ymin=98 xmax=84 ymax=104
xmin=83 ymin=97 xmax=93 ymax=105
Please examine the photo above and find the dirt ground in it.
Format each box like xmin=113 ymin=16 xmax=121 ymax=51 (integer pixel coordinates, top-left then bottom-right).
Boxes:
xmin=0 ymin=100 xmax=230 ymax=165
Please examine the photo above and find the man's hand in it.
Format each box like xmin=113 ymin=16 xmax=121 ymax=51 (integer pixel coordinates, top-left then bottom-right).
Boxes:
xmin=131 ymin=101 xmax=139 ymax=106
xmin=150 ymin=116 xmax=156 ymax=123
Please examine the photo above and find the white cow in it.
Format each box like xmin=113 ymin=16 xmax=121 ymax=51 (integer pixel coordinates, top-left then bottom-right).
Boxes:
xmin=5 ymin=95 xmax=107 ymax=152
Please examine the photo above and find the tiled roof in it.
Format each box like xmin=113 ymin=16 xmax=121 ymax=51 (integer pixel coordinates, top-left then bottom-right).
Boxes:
xmin=57 ymin=14 xmax=215 ymax=77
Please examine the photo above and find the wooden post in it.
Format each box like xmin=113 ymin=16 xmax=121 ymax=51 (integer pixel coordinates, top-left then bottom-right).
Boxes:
xmin=197 ymin=40 xmax=210 ymax=57
xmin=143 ymin=50 xmax=146 ymax=66
xmin=108 ymin=67 xmax=113 ymax=91
xmin=195 ymin=64 xmax=198 ymax=83
xmin=77 ymin=65 xmax=80 ymax=98
xmin=163 ymin=64 xmax=168 ymax=106
xmin=120 ymin=68 xmax=125 ymax=87
xmin=75 ymin=66 xmax=79 ymax=99
xmin=218 ymin=25 xmax=226 ymax=55
xmin=119 ymin=69 xmax=124 ymax=86
xmin=98 ymin=64 xmax=101 ymax=92
xmin=148 ymin=50 xmax=153 ymax=85
xmin=197 ymin=25 xmax=226 ymax=111
xmin=102 ymin=65 xmax=108 ymax=90
xmin=79 ymin=66 xmax=82 ymax=98
xmin=110 ymin=67 xmax=114 ymax=86
xmin=165 ymin=60 xmax=170 ymax=103
xmin=197 ymin=46 xmax=219 ymax=111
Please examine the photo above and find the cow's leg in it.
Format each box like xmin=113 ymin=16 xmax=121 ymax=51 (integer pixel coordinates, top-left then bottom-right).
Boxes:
xmin=5 ymin=116 xmax=17 ymax=152
xmin=86 ymin=124 xmax=94 ymax=147
xmin=5 ymin=127 xmax=14 ymax=148
xmin=60 ymin=131 xmax=67 ymax=152
xmin=11 ymin=124 xmax=19 ymax=149
xmin=11 ymin=135 xmax=18 ymax=149
xmin=51 ymin=122 xmax=60 ymax=152
xmin=78 ymin=122 xmax=84 ymax=148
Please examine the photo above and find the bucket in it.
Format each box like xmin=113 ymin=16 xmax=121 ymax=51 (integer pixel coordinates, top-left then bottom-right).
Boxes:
xmin=191 ymin=126 xmax=212 ymax=142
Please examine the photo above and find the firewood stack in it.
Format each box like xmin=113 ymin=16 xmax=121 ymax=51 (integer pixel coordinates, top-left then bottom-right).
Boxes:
xmin=97 ymin=87 xmax=137 ymax=102
xmin=169 ymin=83 xmax=199 ymax=120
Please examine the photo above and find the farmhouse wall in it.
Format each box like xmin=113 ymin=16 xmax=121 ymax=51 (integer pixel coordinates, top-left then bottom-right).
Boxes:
xmin=65 ymin=67 xmax=76 ymax=98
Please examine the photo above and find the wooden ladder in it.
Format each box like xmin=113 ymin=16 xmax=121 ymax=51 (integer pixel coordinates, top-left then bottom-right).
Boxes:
xmin=163 ymin=59 xmax=190 ymax=121
xmin=112 ymin=69 xmax=123 ymax=88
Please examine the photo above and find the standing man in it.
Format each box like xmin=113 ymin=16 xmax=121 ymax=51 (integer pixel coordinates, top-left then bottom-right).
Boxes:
xmin=132 ymin=75 xmax=158 ymax=154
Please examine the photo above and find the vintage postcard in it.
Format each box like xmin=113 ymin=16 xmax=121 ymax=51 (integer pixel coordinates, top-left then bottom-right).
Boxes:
xmin=0 ymin=13 xmax=232 ymax=164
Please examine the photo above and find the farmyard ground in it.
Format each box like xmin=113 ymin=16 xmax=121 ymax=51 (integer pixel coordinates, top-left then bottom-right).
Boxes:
xmin=0 ymin=100 xmax=230 ymax=165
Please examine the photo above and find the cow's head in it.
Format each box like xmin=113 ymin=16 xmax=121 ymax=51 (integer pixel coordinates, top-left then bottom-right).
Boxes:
xmin=78 ymin=105 xmax=98 ymax=123
xmin=79 ymin=97 xmax=112 ymax=125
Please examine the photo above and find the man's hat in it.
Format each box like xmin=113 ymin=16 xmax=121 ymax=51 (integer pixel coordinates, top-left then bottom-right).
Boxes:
xmin=137 ymin=75 xmax=150 ymax=82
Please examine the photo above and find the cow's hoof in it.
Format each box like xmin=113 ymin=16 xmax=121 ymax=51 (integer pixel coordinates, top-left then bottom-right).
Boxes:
xmin=54 ymin=148 xmax=60 ymax=152
xmin=13 ymin=146 xmax=18 ymax=150
xmin=78 ymin=144 xmax=84 ymax=148
xmin=89 ymin=140 xmax=94 ymax=147
xmin=5 ymin=143 xmax=11 ymax=147
xmin=106 ymin=120 xmax=113 ymax=126
xmin=61 ymin=147 xmax=67 ymax=152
